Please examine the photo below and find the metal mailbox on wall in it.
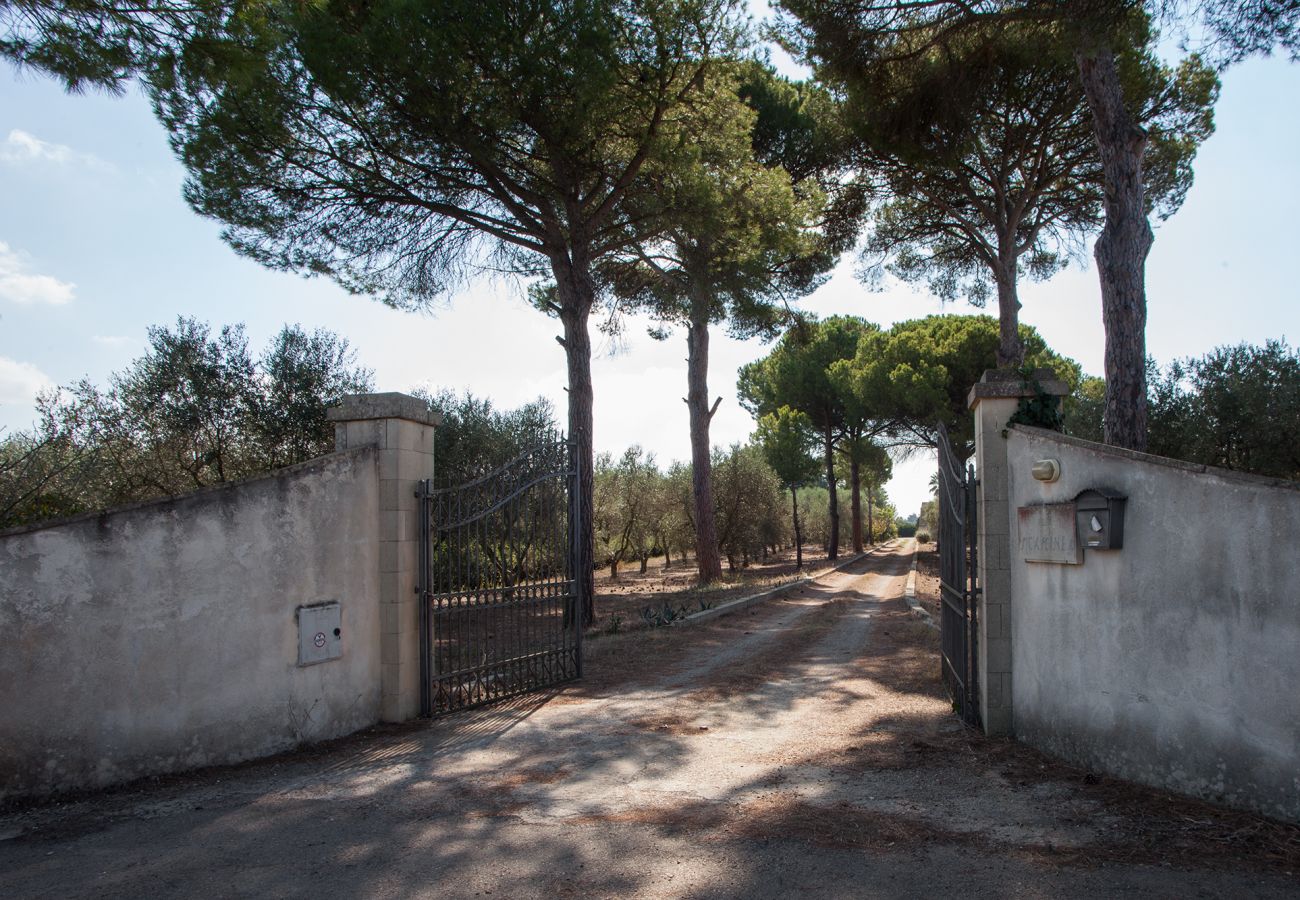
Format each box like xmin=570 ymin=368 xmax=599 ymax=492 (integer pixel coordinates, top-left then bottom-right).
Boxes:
xmin=297 ymin=601 xmax=343 ymax=666
xmin=1075 ymin=489 xmax=1126 ymax=550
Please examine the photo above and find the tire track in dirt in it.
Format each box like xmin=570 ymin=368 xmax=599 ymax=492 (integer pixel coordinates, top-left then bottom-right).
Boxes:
xmin=5 ymin=538 xmax=1299 ymax=899
xmin=657 ymin=545 xmax=912 ymax=706
xmin=575 ymin=545 xmax=911 ymax=723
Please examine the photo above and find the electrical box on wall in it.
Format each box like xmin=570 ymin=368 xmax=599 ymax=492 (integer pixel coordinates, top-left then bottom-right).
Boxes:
xmin=1075 ymin=489 xmax=1127 ymax=550
xmin=297 ymin=601 xmax=343 ymax=666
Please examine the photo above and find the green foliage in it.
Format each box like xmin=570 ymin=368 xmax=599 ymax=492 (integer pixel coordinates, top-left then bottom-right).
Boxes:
xmin=152 ymin=0 xmax=743 ymax=311
xmin=738 ymin=315 xmax=875 ymax=432
xmin=754 ymin=406 xmax=819 ymax=490
xmin=1062 ymin=342 xmax=1300 ymax=480
xmin=711 ymin=442 xmax=785 ymax=568
xmin=0 ymin=317 xmax=373 ymax=528
xmin=152 ymin=0 xmax=747 ymax=624
xmin=255 ymin=324 xmax=380 ymax=469
xmin=895 ymin=520 xmax=916 ymax=538
xmin=604 ymin=63 xmax=839 ymax=341
xmin=640 ymin=600 xmax=692 ymax=627
xmin=770 ymin=0 xmax=1265 ymax=447
xmin=0 ymin=0 xmax=207 ymax=91
xmin=867 ymin=487 xmax=897 ymax=543
xmin=593 ymin=446 xmax=661 ymax=577
xmin=1187 ymin=1 xmax=1300 ymax=65
xmin=794 ymin=485 xmax=832 ymax=548
xmin=1064 ymin=375 xmax=1107 ymax=443
xmin=1149 ymin=341 xmax=1299 ymax=479
xmin=795 ymin=482 xmax=895 ymax=549
xmin=415 ymin=389 xmax=558 ymax=486
xmin=738 ymin=315 xmax=881 ymax=549
xmin=915 ymin=530 xmax=932 ymax=544
xmin=1006 ymin=367 xmax=1066 ymax=432
xmin=844 ymin=14 xmax=1216 ymax=365
xmin=418 ymin=392 xmax=564 ymax=596
xmin=659 ymin=461 xmax=698 ymax=564
xmin=840 ymin=435 xmax=891 ymax=484
xmin=832 ymin=314 xmax=1080 ymax=457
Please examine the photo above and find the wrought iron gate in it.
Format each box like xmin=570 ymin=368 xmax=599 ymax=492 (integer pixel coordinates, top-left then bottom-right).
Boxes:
xmin=937 ymin=423 xmax=980 ymax=726
xmin=416 ymin=435 xmax=584 ymax=716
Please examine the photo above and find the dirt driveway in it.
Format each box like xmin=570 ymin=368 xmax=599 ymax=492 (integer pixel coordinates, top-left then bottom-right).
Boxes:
xmin=2 ymin=541 xmax=1296 ymax=898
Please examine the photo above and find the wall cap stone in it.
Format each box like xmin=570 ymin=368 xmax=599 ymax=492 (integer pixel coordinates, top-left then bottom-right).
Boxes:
xmin=1010 ymin=424 xmax=1300 ymax=493
xmin=968 ymin=368 xmax=1068 ymax=410
xmin=0 ymin=446 xmax=377 ymax=540
xmin=327 ymin=392 xmax=444 ymax=427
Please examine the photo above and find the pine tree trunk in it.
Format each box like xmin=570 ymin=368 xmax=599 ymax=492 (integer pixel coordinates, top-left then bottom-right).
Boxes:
xmin=663 ymin=545 xmax=672 ymax=568
xmin=994 ymin=253 xmax=1024 ymax=368
xmin=552 ymin=254 xmax=597 ymax=626
xmin=640 ymin=555 xmax=648 ymax=574
xmin=791 ymin=487 xmax=803 ymax=570
xmin=823 ymin=422 xmax=839 ymax=560
xmin=849 ymin=454 xmax=863 ymax=553
xmin=610 ymin=559 xmax=618 ymax=579
xmin=867 ymin=484 xmax=874 ymax=545
xmin=1077 ymin=43 xmax=1152 ymax=451
xmin=686 ymin=295 xmax=725 ymax=584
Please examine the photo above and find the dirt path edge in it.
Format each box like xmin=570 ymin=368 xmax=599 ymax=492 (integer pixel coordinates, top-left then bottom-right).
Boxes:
xmin=676 ymin=540 xmax=900 ymax=627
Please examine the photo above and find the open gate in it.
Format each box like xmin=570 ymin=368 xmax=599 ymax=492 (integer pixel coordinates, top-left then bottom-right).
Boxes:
xmin=416 ymin=435 xmax=584 ymax=716
xmin=937 ymin=423 xmax=980 ymax=726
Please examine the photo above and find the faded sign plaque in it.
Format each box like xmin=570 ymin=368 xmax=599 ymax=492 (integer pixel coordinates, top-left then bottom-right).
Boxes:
xmin=1017 ymin=503 xmax=1081 ymax=565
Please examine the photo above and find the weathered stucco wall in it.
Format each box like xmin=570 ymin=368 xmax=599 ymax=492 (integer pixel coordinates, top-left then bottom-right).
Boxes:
xmin=0 ymin=448 xmax=382 ymax=800
xmin=1005 ymin=426 xmax=1300 ymax=821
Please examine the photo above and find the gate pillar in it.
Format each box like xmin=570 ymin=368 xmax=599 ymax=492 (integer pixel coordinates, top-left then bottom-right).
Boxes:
xmin=329 ymin=393 xmax=441 ymax=722
xmin=968 ymin=370 xmax=1067 ymax=736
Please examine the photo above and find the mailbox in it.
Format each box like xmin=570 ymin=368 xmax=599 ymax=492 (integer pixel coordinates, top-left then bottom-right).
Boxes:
xmin=1075 ymin=489 xmax=1126 ymax=550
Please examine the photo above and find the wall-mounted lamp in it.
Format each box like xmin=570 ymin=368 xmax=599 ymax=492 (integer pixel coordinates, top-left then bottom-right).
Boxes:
xmin=1031 ymin=458 xmax=1061 ymax=482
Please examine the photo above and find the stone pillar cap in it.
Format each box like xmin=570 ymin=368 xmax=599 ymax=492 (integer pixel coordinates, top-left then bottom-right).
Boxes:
xmin=967 ymin=368 xmax=1069 ymax=410
xmin=326 ymin=392 xmax=443 ymax=427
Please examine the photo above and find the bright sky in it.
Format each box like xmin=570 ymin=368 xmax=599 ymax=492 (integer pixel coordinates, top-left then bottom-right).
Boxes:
xmin=1 ymin=10 xmax=1297 ymax=518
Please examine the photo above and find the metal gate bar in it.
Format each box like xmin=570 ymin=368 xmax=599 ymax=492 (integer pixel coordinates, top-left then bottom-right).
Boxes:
xmin=416 ymin=435 xmax=583 ymax=716
xmin=937 ymin=424 xmax=980 ymax=726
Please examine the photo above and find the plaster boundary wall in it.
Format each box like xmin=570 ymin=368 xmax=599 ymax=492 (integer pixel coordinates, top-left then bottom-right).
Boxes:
xmin=1002 ymin=424 xmax=1300 ymax=822
xmin=0 ymin=447 xmax=384 ymax=800
xmin=1 ymin=392 xmax=439 ymax=801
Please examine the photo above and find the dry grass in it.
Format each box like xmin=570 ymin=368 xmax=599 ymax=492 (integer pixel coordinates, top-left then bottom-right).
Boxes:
xmin=589 ymin=546 xmax=844 ymax=635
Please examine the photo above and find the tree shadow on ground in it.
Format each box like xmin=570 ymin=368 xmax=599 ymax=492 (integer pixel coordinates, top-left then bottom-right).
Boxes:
xmin=3 ymin=544 xmax=1298 ymax=898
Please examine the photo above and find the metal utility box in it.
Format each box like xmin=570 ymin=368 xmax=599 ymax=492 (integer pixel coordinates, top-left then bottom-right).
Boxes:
xmin=297 ymin=601 xmax=343 ymax=666
xmin=1075 ymin=489 xmax=1126 ymax=550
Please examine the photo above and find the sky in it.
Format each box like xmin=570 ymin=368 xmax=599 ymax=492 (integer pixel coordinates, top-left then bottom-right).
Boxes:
xmin=1 ymin=11 xmax=1298 ymax=518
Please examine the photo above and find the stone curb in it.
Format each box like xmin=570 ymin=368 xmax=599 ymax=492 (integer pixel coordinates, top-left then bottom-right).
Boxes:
xmin=674 ymin=540 xmax=900 ymax=627
xmin=903 ymin=539 xmax=938 ymax=630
